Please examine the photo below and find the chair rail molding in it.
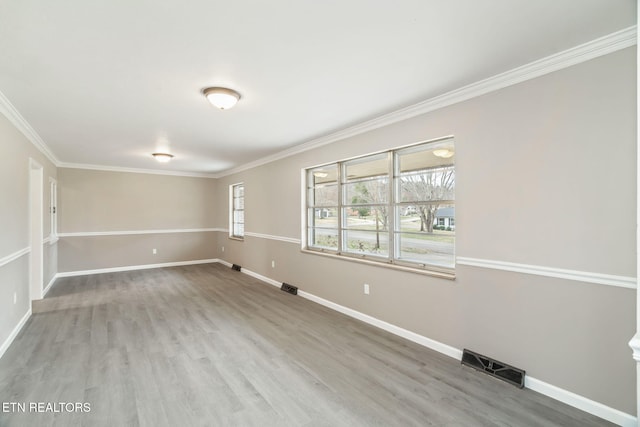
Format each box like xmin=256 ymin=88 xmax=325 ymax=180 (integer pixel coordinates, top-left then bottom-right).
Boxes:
xmin=0 ymin=247 xmax=31 ymax=268
xmin=457 ymin=257 xmax=636 ymax=289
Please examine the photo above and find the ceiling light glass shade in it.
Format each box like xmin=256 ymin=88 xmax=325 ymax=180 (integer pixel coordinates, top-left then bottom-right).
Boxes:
xmin=203 ymin=87 xmax=241 ymax=110
xmin=152 ymin=153 xmax=174 ymax=163
xmin=313 ymin=171 xmax=328 ymax=178
xmin=433 ymin=149 xmax=454 ymax=158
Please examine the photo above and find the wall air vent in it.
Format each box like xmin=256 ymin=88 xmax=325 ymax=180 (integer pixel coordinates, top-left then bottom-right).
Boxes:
xmin=461 ymin=348 xmax=525 ymax=388
xmin=231 ymin=264 xmax=241 ymax=272
xmin=281 ymin=283 xmax=298 ymax=295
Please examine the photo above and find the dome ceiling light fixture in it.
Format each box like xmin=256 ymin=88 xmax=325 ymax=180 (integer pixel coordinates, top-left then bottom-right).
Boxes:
xmin=152 ymin=152 xmax=174 ymax=163
xmin=203 ymin=87 xmax=241 ymax=110
xmin=433 ymin=148 xmax=454 ymax=158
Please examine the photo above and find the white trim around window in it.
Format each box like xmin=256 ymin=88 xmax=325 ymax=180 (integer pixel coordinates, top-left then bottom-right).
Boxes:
xmin=229 ymin=182 xmax=245 ymax=240
xmin=303 ymin=136 xmax=455 ymax=277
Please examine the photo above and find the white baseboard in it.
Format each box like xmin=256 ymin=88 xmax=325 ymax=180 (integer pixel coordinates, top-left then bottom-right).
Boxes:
xmin=0 ymin=308 xmax=32 ymax=360
xmin=298 ymin=289 xmax=463 ymax=360
xmin=241 ymin=267 xmax=282 ymax=288
xmin=228 ymin=261 xmax=636 ymax=427
xmin=525 ymin=377 xmax=636 ymax=427
xmin=56 ymin=259 xmax=219 ymax=277
xmin=216 ymin=259 xmax=232 ymax=268
xmin=43 ymin=274 xmax=57 ymax=296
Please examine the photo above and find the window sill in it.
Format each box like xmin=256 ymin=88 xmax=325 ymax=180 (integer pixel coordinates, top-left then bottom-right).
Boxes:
xmin=301 ymin=248 xmax=455 ymax=280
xmin=228 ymin=236 xmax=244 ymax=242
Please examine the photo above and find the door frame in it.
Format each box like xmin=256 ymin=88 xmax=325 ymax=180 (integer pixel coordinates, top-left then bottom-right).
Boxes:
xmin=29 ymin=158 xmax=43 ymax=301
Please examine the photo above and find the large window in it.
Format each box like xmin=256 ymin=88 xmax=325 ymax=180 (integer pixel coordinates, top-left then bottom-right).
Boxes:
xmin=230 ymin=183 xmax=244 ymax=239
xmin=305 ymin=137 xmax=455 ymax=275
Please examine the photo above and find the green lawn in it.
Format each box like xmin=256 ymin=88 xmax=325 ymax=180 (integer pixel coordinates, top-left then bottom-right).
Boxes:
xmin=315 ymin=215 xmax=455 ymax=244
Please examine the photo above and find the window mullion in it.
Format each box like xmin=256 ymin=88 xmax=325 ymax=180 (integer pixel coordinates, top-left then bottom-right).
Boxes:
xmin=388 ymin=151 xmax=395 ymax=262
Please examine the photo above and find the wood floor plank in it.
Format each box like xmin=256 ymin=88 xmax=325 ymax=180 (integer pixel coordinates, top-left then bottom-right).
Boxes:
xmin=0 ymin=263 xmax=614 ymax=426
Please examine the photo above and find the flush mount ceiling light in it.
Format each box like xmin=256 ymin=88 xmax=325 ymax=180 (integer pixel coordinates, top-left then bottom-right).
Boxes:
xmin=313 ymin=171 xmax=328 ymax=178
xmin=203 ymin=87 xmax=241 ymax=110
xmin=433 ymin=149 xmax=454 ymax=158
xmin=152 ymin=153 xmax=174 ymax=163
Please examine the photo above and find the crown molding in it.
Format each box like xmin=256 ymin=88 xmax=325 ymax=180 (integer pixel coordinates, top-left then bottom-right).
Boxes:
xmin=1 ymin=26 xmax=635 ymax=179
xmin=215 ymin=25 xmax=637 ymax=178
xmin=57 ymin=162 xmax=218 ymax=179
xmin=0 ymin=90 xmax=59 ymax=166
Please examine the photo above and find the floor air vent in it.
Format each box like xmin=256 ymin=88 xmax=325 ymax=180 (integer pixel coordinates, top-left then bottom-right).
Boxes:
xmin=231 ymin=264 xmax=242 ymax=272
xmin=461 ymin=349 xmax=525 ymax=388
xmin=281 ymin=283 xmax=298 ymax=295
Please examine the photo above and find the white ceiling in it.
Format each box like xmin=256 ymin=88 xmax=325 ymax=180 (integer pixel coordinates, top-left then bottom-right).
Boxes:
xmin=0 ymin=1 xmax=635 ymax=176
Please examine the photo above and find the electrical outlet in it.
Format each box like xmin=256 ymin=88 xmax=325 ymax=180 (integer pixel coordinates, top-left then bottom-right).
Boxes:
xmin=364 ymin=284 xmax=370 ymax=295
xmin=271 ymin=260 xmax=275 ymax=268
xmin=222 ymin=246 xmax=225 ymax=252
xmin=152 ymin=248 xmax=157 ymax=254
xmin=13 ymin=292 xmax=17 ymax=304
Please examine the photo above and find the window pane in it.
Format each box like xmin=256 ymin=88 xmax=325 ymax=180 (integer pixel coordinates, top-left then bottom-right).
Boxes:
xmin=398 ymin=166 xmax=455 ymax=203
xmin=343 ymin=206 xmax=389 ymax=232
xmin=234 ymin=196 xmax=244 ymax=209
xmin=309 ymin=228 xmax=338 ymax=250
xmin=313 ymin=184 xmax=338 ymax=207
xmin=397 ymin=142 xmax=454 ymax=204
xmin=343 ymin=230 xmax=389 ymax=257
xmin=395 ymin=232 xmax=454 ymax=268
xmin=395 ymin=204 xmax=454 ymax=268
xmin=309 ymin=208 xmax=338 ymax=228
xmin=344 ymin=154 xmax=388 ymax=205
xmin=396 ymin=204 xmax=454 ymax=231
xmin=310 ymin=165 xmax=338 ymax=186
xmin=345 ymin=154 xmax=387 ymax=180
xmin=344 ymin=178 xmax=388 ymax=204
xmin=231 ymin=183 xmax=244 ymax=238
xmin=398 ymin=142 xmax=454 ymax=173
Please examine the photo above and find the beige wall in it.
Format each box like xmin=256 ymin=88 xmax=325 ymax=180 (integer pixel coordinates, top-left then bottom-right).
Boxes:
xmin=214 ymin=47 xmax=637 ymax=414
xmin=58 ymin=169 xmax=218 ymax=272
xmin=59 ymin=232 xmax=217 ymax=272
xmin=0 ymin=112 xmax=57 ymax=351
xmin=0 ymin=257 xmax=30 ymax=346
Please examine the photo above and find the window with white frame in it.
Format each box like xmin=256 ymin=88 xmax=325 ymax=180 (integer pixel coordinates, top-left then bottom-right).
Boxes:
xmin=305 ymin=137 xmax=455 ymax=274
xmin=230 ymin=183 xmax=244 ymax=239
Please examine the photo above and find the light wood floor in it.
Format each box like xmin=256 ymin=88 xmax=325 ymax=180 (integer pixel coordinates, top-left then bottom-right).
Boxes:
xmin=0 ymin=263 xmax=612 ymax=426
